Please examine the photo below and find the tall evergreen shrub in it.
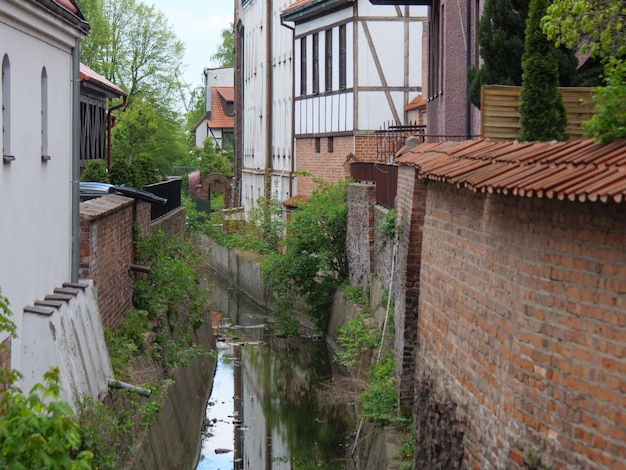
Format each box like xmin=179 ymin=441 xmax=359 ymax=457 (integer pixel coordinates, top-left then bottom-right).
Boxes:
xmin=468 ymin=0 xmax=528 ymax=108
xmin=518 ymin=0 xmax=568 ymax=142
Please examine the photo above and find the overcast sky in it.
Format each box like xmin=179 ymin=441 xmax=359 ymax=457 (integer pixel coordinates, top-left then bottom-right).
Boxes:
xmin=148 ymin=0 xmax=234 ymax=91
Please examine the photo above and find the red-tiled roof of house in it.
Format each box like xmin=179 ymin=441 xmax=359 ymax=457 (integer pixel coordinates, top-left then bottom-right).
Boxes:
xmin=207 ymin=86 xmax=234 ymax=129
xmin=396 ymin=138 xmax=626 ymax=203
xmin=80 ymin=63 xmax=126 ymax=97
xmin=283 ymin=0 xmax=315 ymax=13
xmin=405 ymin=94 xmax=426 ymax=111
xmin=54 ymin=0 xmax=78 ymax=13
xmin=217 ymin=87 xmax=234 ymax=102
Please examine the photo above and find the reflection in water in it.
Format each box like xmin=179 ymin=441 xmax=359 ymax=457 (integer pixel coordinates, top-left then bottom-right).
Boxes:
xmin=196 ymin=274 xmax=349 ymax=469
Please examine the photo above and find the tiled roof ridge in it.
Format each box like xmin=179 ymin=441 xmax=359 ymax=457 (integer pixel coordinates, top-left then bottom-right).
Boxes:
xmin=396 ymin=138 xmax=626 ymax=203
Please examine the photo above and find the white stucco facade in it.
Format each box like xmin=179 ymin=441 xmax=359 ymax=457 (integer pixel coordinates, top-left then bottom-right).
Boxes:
xmin=0 ymin=1 xmax=84 ymax=372
xmin=239 ymin=0 xmax=294 ymax=215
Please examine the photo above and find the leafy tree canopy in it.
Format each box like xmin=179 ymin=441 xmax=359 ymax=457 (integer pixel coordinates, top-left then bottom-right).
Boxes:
xmin=263 ymin=180 xmax=349 ymax=334
xmin=210 ymin=24 xmax=235 ymax=68
xmin=111 ymin=99 xmax=187 ymax=177
xmin=543 ymin=0 xmax=626 ymax=142
xmin=543 ymin=0 xmax=625 ymax=59
xmin=77 ymin=0 xmax=186 ymax=111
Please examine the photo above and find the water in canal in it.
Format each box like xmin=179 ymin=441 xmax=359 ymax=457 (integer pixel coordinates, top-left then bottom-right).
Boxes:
xmin=196 ymin=273 xmax=351 ymax=470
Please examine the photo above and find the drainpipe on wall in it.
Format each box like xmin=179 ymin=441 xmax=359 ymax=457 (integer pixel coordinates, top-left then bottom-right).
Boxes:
xmin=465 ymin=0 xmax=471 ymax=139
xmin=265 ymin=0 xmax=273 ymax=204
xmin=280 ymin=17 xmax=295 ymax=200
xmin=106 ymin=95 xmax=128 ymax=172
xmin=71 ymin=38 xmax=81 ymax=283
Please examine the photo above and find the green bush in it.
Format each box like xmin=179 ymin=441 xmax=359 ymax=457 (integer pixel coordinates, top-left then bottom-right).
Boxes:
xmin=81 ymin=159 xmax=109 ymax=183
xmin=263 ymin=180 xmax=349 ymax=333
xmin=360 ymin=357 xmax=405 ymax=425
xmin=0 ymin=289 xmax=93 ymax=469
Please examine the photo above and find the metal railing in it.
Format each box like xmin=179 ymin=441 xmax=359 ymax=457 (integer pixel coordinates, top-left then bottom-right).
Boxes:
xmin=144 ymin=177 xmax=182 ymax=221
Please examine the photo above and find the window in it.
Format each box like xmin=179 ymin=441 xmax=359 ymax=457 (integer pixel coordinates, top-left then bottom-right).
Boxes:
xmin=315 ymin=137 xmax=321 ymax=153
xmin=312 ymin=33 xmax=319 ymax=94
xmin=300 ymin=37 xmax=307 ymax=96
xmin=2 ymin=54 xmax=12 ymax=162
xmin=41 ymin=68 xmax=50 ymax=161
xmin=325 ymin=29 xmax=333 ymax=92
xmin=328 ymin=136 xmax=334 ymax=153
xmin=339 ymin=25 xmax=346 ymax=90
xmin=222 ymin=131 xmax=234 ymax=150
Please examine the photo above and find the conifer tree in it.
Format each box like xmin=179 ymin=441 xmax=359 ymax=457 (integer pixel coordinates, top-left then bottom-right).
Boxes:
xmin=518 ymin=0 xmax=568 ymax=142
xmin=468 ymin=0 xmax=528 ymax=108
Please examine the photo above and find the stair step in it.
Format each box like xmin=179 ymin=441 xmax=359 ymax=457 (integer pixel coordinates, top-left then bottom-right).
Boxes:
xmin=24 ymin=305 xmax=54 ymax=316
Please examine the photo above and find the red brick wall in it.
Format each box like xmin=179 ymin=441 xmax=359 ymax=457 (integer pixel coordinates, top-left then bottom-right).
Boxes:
xmin=80 ymin=195 xmax=152 ymax=328
xmin=393 ymin=166 xmax=427 ymax=410
xmin=295 ymin=135 xmax=378 ymax=196
xmin=414 ymin=181 xmax=626 ymax=469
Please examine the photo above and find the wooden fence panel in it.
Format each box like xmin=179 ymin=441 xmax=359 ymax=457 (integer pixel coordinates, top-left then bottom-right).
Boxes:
xmin=481 ymin=85 xmax=594 ymax=140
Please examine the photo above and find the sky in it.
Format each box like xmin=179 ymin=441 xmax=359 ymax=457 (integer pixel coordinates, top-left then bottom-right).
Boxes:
xmin=148 ymin=0 xmax=234 ymax=92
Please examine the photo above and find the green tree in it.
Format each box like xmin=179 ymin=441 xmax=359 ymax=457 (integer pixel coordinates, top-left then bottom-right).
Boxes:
xmin=543 ymin=0 xmax=626 ymax=142
xmin=111 ymin=99 xmax=187 ymax=177
xmin=77 ymin=0 xmax=185 ymax=111
xmin=81 ymin=159 xmax=110 ymax=183
xmin=0 ymin=290 xmax=93 ymax=469
xmin=211 ymin=24 xmax=235 ymax=67
xmin=468 ymin=0 xmax=528 ymax=107
xmin=263 ymin=180 xmax=349 ymax=334
xmin=518 ymin=0 xmax=568 ymax=142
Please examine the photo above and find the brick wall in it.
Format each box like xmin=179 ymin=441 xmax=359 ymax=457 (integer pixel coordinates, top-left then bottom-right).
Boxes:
xmin=80 ymin=195 xmax=151 ymax=328
xmin=393 ymin=166 xmax=427 ymax=411
xmin=414 ymin=181 xmax=626 ymax=469
xmin=295 ymin=135 xmax=378 ymax=196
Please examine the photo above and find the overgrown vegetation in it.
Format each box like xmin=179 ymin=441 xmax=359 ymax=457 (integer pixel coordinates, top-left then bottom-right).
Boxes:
xmin=335 ymin=316 xmax=378 ymax=371
xmin=0 ymin=290 xmax=94 ymax=469
xmin=77 ymin=231 xmax=211 ymax=468
xmin=543 ymin=0 xmax=626 ymax=142
xmin=263 ymin=180 xmax=349 ymax=334
xmin=379 ymin=209 xmax=396 ymax=239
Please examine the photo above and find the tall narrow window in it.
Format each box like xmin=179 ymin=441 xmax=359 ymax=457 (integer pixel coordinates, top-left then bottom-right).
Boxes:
xmin=300 ymin=37 xmax=307 ymax=96
xmin=339 ymin=25 xmax=346 ymax=90
xmin=2 ymin=54 xmax=12 ymax=162
xmin=312 ymin=33 xmax=319 ymax=94
xmin=315 ymin=137 xmax=321 ymax=153
xmin=328 ymin=136 xmax=334 ymax=153
xmin=41 ymin=68 xmax=50 ymax=161
xmin=325 ymin=29 xmax=333 ymax=92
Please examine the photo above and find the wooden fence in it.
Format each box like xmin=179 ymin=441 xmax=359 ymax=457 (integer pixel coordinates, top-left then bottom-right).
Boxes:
xmin=481 ymin=85 xmax=594 ymax=141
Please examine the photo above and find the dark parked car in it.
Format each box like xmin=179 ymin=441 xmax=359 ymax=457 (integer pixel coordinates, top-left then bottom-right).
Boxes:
xmin=80 ymin=182 xmax=167 ymax=205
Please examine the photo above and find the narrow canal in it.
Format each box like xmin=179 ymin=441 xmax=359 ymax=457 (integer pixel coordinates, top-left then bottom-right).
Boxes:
xmin=196 ymin=272 xmax=351 ymax=469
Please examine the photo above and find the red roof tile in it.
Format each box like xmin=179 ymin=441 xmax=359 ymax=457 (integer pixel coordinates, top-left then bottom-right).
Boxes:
xmin=396 ymin=139 xmax=626 ymax=203
xmin=217 ymin=87 xmax=234 ymax=102
xmin=80 ymin=63 xmax=126 ymax=97
xmin=54 ymin=0 xmax=77 ymax=13
xmin=283 ymin=0 xmax=315 ymax=13
xmin=405 ymin=94 xmax=426 ymax=111
xmin=207 ymin=87 xmax=234 ymax=130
